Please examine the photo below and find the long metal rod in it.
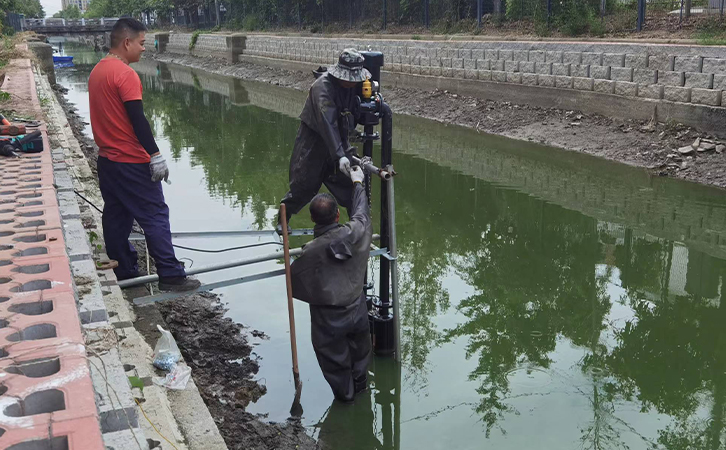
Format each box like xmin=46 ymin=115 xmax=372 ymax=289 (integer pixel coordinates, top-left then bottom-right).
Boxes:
xmin=134 ymin=269 xmax=286 ymax=306
xmin=387 ymin=165 xmax=401 ymax=363
xmin=120 ymin=234 xmax=382 ymax=288
xmin=118 ymin=248 xmax=301 ymax=288
xmin=280 ymin=204 xmax=301 ymax=389
xmin=351 ymin=155 xmax=391 ymax=180
xmin=128 ymin=229 xmax=314 ymax=241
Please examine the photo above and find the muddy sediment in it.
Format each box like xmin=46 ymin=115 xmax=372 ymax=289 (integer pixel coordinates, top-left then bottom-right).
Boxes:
xmin=150 ymin=52 xmax=726 ymax=190
xmin=52 ymin=81 xmax=319 ymax=450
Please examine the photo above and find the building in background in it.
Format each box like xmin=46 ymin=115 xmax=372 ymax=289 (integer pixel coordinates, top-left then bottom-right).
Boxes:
xmin=61 ymin=0 xmax=89 ymax=14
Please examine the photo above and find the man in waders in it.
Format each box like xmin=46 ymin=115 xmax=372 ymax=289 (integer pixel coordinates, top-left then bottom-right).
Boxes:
xmin=290 ymin=166 xmax=372 ymax=403
xmin=88 ymin=18 xmax=200 ymax=292
xmin=278 ymin=48 xmax=370 ymax=231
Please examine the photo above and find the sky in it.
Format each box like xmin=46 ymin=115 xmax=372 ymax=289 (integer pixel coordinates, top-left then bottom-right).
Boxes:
xmin=40 ymin=0 xmax=61 ymax=17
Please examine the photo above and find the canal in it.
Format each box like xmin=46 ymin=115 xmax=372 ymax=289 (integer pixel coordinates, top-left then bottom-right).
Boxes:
xmin=55 ymin=42 xmax=726 ymax=450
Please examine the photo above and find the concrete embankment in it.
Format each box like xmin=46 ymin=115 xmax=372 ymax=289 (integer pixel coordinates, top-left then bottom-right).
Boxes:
xmin=0 ymin=49 xmax=227 ymax=448
xmin=149 ymin=32 xmax=726 ymax=137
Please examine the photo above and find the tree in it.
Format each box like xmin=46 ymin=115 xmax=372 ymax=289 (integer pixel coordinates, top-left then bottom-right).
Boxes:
xmin=0 ymin=0 xmax=44 ymax=18
xmin=53 ymin=5 xmax=82 ymax=18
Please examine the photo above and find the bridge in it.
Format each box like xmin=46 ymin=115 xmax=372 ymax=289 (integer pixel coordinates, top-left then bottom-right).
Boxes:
xmin=24 ymin=18 xmax=118 ymax=34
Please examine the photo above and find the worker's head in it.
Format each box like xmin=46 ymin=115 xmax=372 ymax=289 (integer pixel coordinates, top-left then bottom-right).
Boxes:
xmin=328 ymin=49 xmax=371 ymax=89
xmin=310 ymin=193 xmax=340 ymax=226
xmin=109 ymin=18 xmax=147 ymax=63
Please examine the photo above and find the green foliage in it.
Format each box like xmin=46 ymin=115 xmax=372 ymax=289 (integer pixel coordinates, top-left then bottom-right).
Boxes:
xmin=242 ymin=14 xmax=263 ymax=30
xmin=696 ymin=18 xmax=726 ymax=45
xmin=53 ymin=5 xmax=82 ymax=19
xmin=189 ymin=29 xmax=201 ymax=50
xmin=128 ymin=376 xmax=145 ymax=392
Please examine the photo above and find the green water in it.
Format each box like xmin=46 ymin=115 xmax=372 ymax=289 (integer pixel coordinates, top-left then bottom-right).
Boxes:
xmin=57 ymin=42 xmax=726 ymax=450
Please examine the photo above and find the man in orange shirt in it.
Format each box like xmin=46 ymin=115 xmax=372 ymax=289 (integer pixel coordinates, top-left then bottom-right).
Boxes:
xmin=88 ymin=18 xmax=200 ymax=292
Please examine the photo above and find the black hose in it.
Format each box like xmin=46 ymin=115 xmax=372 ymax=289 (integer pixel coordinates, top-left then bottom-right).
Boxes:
xmin=73 ymin=189 xmax=280 ymax=254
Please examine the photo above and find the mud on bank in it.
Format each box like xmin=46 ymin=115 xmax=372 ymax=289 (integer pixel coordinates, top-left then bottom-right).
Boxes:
xmin=52 ymin=81 xmax=319 ymax=450
xmin=150 ymin=52 xmax=726 ymax=190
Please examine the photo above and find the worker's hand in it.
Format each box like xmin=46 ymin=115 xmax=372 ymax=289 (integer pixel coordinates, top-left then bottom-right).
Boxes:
xmin=350 ymin=165 xmax=365 ymax=184
xmin=149 ymin=153 xmax=169 ymax=183
xmin=338 ymin=156 xmax=351 ymax=177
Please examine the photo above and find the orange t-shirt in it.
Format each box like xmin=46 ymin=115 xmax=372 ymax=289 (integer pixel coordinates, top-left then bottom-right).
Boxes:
xmin=88 ymin=57 xmax=149 ymax=164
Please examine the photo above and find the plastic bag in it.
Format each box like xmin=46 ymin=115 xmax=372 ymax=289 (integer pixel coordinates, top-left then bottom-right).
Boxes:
xmin=153 ymin=325 xmax=181 ymax=371
xmin=152 ymin=363 xmax=192 ymax=390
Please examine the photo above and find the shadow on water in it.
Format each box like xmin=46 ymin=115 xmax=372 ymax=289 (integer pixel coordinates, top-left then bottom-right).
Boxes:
xmin=57 ymin=42 xmax=726 ymax=450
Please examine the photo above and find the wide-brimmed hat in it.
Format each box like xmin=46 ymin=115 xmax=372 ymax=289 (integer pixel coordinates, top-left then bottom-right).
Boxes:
xmin=328 ymin=48 xmax=371 ymax=83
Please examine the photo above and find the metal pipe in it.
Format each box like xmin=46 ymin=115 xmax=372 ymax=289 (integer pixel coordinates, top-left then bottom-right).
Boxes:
xmin=119 ymin=234 xmax=381 ymax=288
xmin=281 ymin=204 xmax=303 ymax=415
xmin=118 ymin=248 xmax=301 ymax=288
xmin=387 ymin=165 xmax=401 ymax=363
xmin=351 ymin=155 xmax=391 ymax=181
xmin=379 ymin=101 xmax=393 ymax=317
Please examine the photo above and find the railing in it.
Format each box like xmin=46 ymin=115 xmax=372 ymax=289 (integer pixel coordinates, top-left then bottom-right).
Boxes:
xmin=23 ymin=17 xmax=119 ymax=30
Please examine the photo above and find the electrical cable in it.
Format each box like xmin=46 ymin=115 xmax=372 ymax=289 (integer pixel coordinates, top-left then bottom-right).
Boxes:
xmin=73 ymin=189 xmax=282 ymax=254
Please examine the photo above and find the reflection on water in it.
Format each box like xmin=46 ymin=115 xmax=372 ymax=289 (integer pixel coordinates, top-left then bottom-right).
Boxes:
xmin=57 ymin=42 xmax=726 ymax=450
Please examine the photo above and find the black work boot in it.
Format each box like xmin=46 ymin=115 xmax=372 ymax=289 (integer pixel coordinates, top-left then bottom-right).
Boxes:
xmin=158 ymin=276 xmax=201 ymax=292
xmin=354 ymin=376 xmax=368 ymax=395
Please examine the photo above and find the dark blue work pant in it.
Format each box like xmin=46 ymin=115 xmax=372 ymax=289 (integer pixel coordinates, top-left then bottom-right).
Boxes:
xmin=97 ymin=156 xmax=185 ymax=280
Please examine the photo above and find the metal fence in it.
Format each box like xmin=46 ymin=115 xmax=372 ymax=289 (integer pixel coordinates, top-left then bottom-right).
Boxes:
xmin=165 ymin=0 xmax=724 ymax=34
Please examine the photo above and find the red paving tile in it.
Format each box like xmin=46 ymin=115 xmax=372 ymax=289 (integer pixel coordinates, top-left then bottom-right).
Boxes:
xmin=0 ymin=59 xmax=105 ymax=449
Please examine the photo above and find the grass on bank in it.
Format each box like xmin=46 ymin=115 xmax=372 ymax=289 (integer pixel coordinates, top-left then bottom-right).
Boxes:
xmin=695 ymin=17 xmax=726 ymax=45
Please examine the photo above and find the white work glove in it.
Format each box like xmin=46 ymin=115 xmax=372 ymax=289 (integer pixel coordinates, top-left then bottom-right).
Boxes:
xmin=149 ymin=153 xmax=169 ymax=183
xmin=350 ymin=165 xmax=365 ymax=184
xmin=338 ymin=156 xmax=351 ymax=177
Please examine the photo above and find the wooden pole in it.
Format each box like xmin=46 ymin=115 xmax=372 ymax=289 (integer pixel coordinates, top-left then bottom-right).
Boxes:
xmin=280 ymin=204 xmax=301 ymax=388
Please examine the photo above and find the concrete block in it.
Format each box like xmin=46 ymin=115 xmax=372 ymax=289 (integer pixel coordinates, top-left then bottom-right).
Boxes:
xmin=420 ymin=66 xmax=431 ymax=76
xmin=440 ymin=57 xmax=452 ymax=67
xmin=103 ymin=429 xmax=150 ymax=450
xmin=452 ymin=58 xmax=464 ymax=69
xmin=546 ymin=51 xmax=564 ymax=63
xmin=556 ymin=76 xmax=574 ymax=89
xmin=538 ymin=74 xmax=556 ymax=87
xmin=663 ymin=86 xmax=691 ymax=103
xmin=657 ymin=70 xmax=685 ymax=86
xmin=594 ymin=79 xmax=615 ymax=94
xmin=472 ymin=49 xmax=485 ymax=60
xmin=591 ymin=65 xmax=611 ymax=79
xmin=492 ymin=70 xmax=507 ymax=82
xmin=464 ymin=69 xmax=478 ymax=79
xmin=633 ymin=68 xmax=657 ymax=85
xmin=691 ymin=88 xmax=722 ymax=106
xmin=411 ymin=65 xmax=422 ymax=75
xmin=478 ymin=70 xmax=492 ymax=81
xmin=389 ymin=63 xmax=401 ymax=72
xmin=505 ymin=60 xmax=519 ymax=72
xmin=536 ymin=62 xmax=552 ymax=75
xmin=703 ymin=57 xmax=726 ymax=74
xmin=685 ymin=72 xmax=714 ymax=88
xmin=603 ymin=53 xmax=625 ymax=67
xmin=453 ymin=68 xmax=466 ymax=78
xmin=498 ymin=49 xmax=513 ymax=61
xmin=520 ymin=61 xmax=536 ymax=73
xmin=491 ymin=60 xmax=505 ymax=71
xmin=442 ymin=67 xmax=453 ymax=78
xmin=513 ymin=50 xmax=529 ymax=62
xmin=458 ymin=48 xmax=472 ymax=59
xmin=401 ymin=55 xmax=412 ymax=65
xmin=464 ymin=59 xmax=476 ymax=70
xmin=529 ymin=50 xmax=545 ymax=62
xmin=638 ymin=84 xmax=663 ymax=99
xmin=57 ymin=191 xmax=81 ymax=220
xmin=506 ymin=72 xmax=522 ymax=84
xmin=625 ymin=54 xmax=648 ymax=69
xmin=582 ymin=52 xmax=602 ymax=66
xmin=572 ymin=64 xmax=590 ymax=78
xmin=476 ymin=59 xmax=490 ymax=70
xmin=485 ymin=49 xmax=499 ymax=60
xmin=430 ymin=66 xmax=442 ymax=76
xmin=563 ymin=52 xmax=582 ymax=64
xmin=615 ymin=81 xmax=638 ymax=97
xmin=420 ymin=56 xmax=430 ymax=66
xmin=522 ymin=73 xmax=538 ymax=85
xmin=552 ymin=63 xmax=570 ymax=76
xmin=675 ymin=56 xmax=703 ymax=73
xmin=402 ymin=65 xmax=412 ymax=74
xmin=714 ymin=74 xmax=726 ymax=91
xmin=574 ymin=77 xmax=594 ymax=91
xmin=611 ymin=67 xmax=634 ymax=82
xmin=648 ymin=54 xmax=675 ymax=71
